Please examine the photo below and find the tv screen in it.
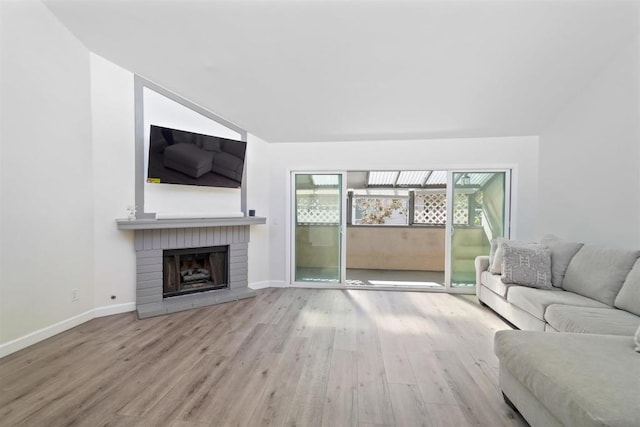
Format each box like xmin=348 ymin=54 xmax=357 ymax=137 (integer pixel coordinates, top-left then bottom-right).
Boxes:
xmin=147 ymin=125 xmax=247 ymax=189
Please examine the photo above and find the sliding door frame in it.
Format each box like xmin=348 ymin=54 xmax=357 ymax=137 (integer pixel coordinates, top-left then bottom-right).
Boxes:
xmin=289 ymin=171 xmax=348 ymax=287
xmin=444 ymin=169 xmax=512 ymax=293
xmin=285 ymin=167 xmax=515 ymax=292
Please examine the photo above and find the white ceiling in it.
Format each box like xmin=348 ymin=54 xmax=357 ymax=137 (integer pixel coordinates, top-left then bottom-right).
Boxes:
xmin=44 ymin=0 xmax=639 ymax=142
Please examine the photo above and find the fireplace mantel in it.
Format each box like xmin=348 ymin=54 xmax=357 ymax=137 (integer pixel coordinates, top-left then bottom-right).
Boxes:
xmin=116 ymin=216 xmax=266 ymax=230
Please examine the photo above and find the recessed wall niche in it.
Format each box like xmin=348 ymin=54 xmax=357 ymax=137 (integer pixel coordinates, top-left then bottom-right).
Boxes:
xmin=134 ymin=76 xmax=248 ymax=219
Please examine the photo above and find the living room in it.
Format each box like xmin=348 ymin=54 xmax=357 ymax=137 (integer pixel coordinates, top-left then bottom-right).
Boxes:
xmin=1 ymin=0 xmax=639 ymax=426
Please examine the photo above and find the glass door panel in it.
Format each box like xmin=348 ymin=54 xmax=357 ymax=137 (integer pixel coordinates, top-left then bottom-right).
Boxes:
xmin=449 ymin=171 xmax=509 ymax=288
xmin=293 ymin=173 xmax=344 ymax=283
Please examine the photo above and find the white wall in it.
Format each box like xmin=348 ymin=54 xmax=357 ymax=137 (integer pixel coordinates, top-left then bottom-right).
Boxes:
xmin=0 ymin=0 xmax=94 ymax=344
xmin=0 ymin=2 xmax=4 ymax=336
xmin=538 ymin=37 xmax=640 ymax=248
xmin=246 ymin=133 xmax=271 ymax=287
xmin=90 ymin=54 xmax=137 ymax=311
xmin=268 ymin=136 xmax=539 ymax=283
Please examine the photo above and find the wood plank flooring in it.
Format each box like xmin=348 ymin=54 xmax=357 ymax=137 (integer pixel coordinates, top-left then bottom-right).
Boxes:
xmin=0 ymin=288 xmax=527 ymax=427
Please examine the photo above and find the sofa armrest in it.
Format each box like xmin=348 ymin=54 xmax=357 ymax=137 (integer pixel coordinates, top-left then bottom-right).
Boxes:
xmin=475 ymin=255 xmax=490 ymax=297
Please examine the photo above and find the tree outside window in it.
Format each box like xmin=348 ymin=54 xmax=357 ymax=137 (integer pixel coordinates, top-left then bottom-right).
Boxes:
xmin=353 ymin=197 xmax=408 ymax=225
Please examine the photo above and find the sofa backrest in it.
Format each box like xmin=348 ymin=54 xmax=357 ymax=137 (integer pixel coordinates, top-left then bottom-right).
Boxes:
xmin=173 ymin=131 xmax=196 ymax=145
xmin=221 ymin=139 xmax=246 ymax=159
xmin=614 ymin=259 xmax=640 ymax=316
xmin=540 ymin=234 xmax=583 ymax=287
xmin=562 ymin=245 xmax=640 ymax=306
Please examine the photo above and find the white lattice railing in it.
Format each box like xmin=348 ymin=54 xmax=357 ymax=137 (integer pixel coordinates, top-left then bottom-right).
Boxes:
xmin=297 ymin=192 xmax=473 ymax=226
xmin=452 ymin=193 xmax=469 ymax=225
xmin=413 ymin=192 xmax=468 ymax=225
xmin=414 ymin=193 xmax=446 ymax=224
xmin=296 ymin=193 xmax=341 ymax=224
xmin=297 ymin=207 xmax=340 ymax=224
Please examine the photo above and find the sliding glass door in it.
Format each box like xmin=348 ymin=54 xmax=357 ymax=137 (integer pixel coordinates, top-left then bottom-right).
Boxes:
xmin=292 ymin=173 xmax=346 ymax=284
xmin=447 ymin=171 xmax=510 ymax=289
xmin=290 ymin=170 xmax=509 ymax=291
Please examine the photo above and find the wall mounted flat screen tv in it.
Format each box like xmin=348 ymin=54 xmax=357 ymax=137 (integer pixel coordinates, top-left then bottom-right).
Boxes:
xmin=147 ymin=125 xmax=247 ymax=189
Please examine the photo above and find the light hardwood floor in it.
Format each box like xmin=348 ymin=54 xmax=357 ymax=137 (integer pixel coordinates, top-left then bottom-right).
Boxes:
xmin=0 ymin=288 xmax=527 ymax=427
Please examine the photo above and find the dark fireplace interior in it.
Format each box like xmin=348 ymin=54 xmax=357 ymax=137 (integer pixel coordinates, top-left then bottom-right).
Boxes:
xmin=163 ymin=246 xmax=228 ymax=298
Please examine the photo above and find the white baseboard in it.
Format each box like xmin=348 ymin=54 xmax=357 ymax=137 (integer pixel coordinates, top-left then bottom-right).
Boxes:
xmin=0 ymin=302 xmax=136 ymax=359
xmin=249 ymin=281 xmax=271 ymax=290
xmin=93 ymin=302 xmax=136 ymax=318
xmin=249 ymin=280 xmax=288 ymax=290
xmin=269 ymin=280 xmax=289 ymax=288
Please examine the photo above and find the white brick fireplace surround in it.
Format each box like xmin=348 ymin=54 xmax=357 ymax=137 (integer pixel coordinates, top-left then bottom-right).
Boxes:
xmin=117 ymin=217 xmax=266 ymax=318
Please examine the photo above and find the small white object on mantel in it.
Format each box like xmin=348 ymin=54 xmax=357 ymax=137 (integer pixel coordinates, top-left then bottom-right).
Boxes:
xmin=126 ymin=205 xmax=137 ymax=220
xmin=155 ymin=212 xmax=245 ymax=219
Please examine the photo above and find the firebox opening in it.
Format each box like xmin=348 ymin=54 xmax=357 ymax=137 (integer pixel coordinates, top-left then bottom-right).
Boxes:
xmin=163 ymin=246 xmax=228 ymax=298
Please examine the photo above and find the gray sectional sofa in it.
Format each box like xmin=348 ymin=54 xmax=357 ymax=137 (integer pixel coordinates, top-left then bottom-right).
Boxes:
xmin=475 ymin=235 xmax=640 ymax=427
xmin=494 ymin=330 xmax=639 ymax=427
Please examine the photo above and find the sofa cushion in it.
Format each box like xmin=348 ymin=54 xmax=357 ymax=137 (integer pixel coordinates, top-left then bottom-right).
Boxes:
xmin=540 ymin=234 xmax=583 ymax=288
xmin=489 ymin=237 xmax=508 ymax=274
xmin=507 ymin=286 xmax=608 ymax=321
xmin=494 ymin=331 xmax=640 ymax=427
xmin=489 ymin=238 xmax=499 ymax=266
xmin=201 ymin=137 xmax=222 ymax=152
xmin=615 ymin=258 xmax=640 ymax=317
xmin=480 ymin=271 xmax=511 ymax=297
xmin=562 ymin=245 xmax=640 ymax=306
xmin=163 ymin=143 xmax=214 ymax=179
xmin=173 ymin=131 xmax=196 ymax=145
xmin=544 ymin=305 xmax=640 ymax=336
xmin=501 ymin=241 xmax=552 ymax=289
xmin=221 ymin=139 xmax=246 ymax=159
xmin=635 ymin=324 xmax=640 ymax=352
xmin=213 ymin=152 xmax=244 ymax=181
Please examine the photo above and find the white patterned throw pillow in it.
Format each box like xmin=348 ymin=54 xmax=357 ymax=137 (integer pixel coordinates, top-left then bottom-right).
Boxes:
xmin=501 ymin=241 xmax=552 ymax=289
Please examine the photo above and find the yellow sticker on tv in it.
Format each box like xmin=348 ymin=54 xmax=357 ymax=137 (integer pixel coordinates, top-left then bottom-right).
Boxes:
xmin=147 ymin=178 xmax=161 ymax=183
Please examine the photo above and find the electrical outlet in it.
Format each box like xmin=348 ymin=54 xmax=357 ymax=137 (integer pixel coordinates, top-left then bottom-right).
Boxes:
xmin=72 ymin=288 xmax=79 ymax=302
